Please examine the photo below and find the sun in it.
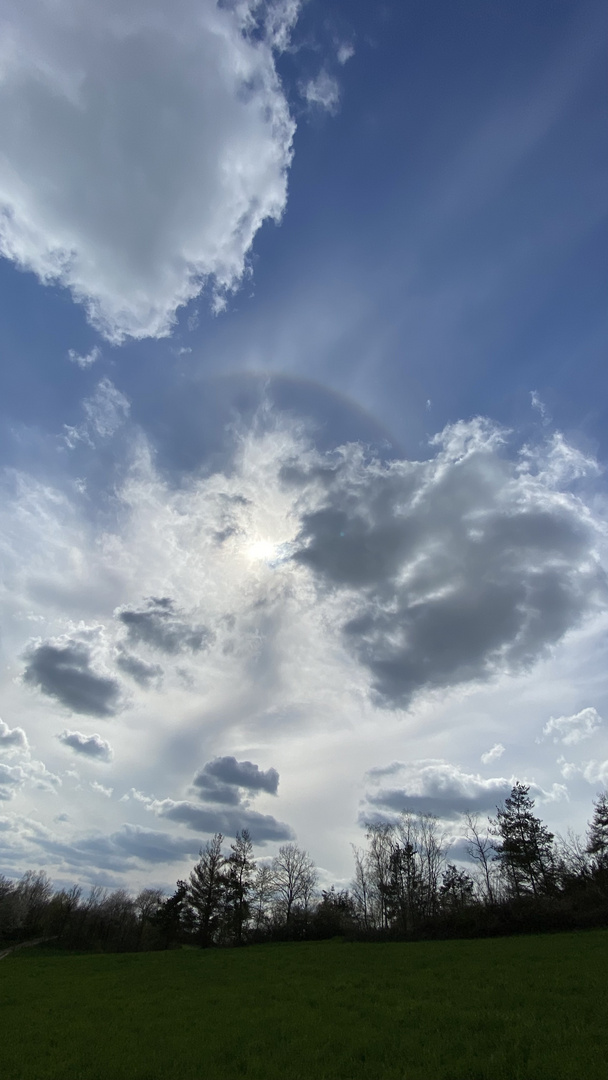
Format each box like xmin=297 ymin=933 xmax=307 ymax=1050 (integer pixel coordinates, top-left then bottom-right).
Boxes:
xmin=246 ymin=539 xmax=279 ymax=562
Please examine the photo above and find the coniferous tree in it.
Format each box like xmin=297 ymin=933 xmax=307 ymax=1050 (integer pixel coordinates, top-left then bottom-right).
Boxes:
xmin=440 ymin=864 xmax=475 ymax=911
xmin=490 ymin=783 xmax=556 ymax=898
xmin=154 ymin=880 xmax=188 ymax=947
xmin=188 ymin=834 xmax=227 ymax=947
xmin=224 ymin=830 xmax=255 ymax=945
xmin=586 ymin=791 xmax=608 ymax=869
xmin=586 ymin=791 xmax=608 ymax=899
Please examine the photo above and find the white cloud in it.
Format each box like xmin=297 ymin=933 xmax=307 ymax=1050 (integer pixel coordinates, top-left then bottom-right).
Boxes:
xmin=90 ymin=780 xmax=113 ymax=798
xmin=558 ymin=755 xmax=608 ymax=786
xmin=530 ymin=390 xmax=551 ymax=426
xmin=481 ymin=742 xmax=505 ymax=765
xmin=1 ymin=412 xmax=607 ymax=885
xmin=557 ymin=756 xmax=581 ymax=781
xmin=68 ymin=346 xmax=101 ymax=369
xmin=543 ymin=707 xmax=602 ymax=745
xmin=336 ymin=42 xmax=354 ymax=66
xmin=63 ymin=378 xmax=130 ymax=448
xmin=0 ymin=757 xmax=61 ymax=802
xmin=582 ymin=759 xmax=608 ymax=786
xmin=518 ymin=431 xmax=600 ymax=489
xmin=0 ymin=0 xmax=299 ymax=342
xmin=0 ymin=719 xmax=29 ymax=756
xmin=364 ymin=759 xmax=514 ymax=820
xmin=289 ymin=418 xmax=607 ymax=707
xmin=363 ymin=759 xmax=566 ymax=821
xmin=300 ymin=70 xmax=340 ymax=114
xmin=57 ymin=730 xmax=113 ymax=762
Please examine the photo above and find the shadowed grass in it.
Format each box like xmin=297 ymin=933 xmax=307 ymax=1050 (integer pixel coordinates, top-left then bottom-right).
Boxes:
xmin=0 ymin=929 xmax=606 ymax=1079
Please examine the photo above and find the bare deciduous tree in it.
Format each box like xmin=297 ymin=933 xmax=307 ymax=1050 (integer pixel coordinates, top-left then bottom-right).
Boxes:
xmin=272 ymin=843 xmax=317 ymax=925
xmin=464 ymin=811 xmax=497 ymax=904
xmin=250 ymin=864 xmax=274 ymax=933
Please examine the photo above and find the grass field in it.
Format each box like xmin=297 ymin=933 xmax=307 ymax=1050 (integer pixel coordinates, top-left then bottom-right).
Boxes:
xmin=0 ymin=929 xmax=606 ymax=1080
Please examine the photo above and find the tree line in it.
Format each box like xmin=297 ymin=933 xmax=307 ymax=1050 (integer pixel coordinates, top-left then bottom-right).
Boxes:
xmin=1 ymin=784 xmax=607 ymax=952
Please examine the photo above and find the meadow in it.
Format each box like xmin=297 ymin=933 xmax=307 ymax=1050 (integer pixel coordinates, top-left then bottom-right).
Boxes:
xmin=0 ymin=930 xmax=606 ymax=1080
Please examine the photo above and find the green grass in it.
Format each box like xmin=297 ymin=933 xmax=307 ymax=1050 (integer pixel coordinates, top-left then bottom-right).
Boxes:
xmin=0 ymin=930 xmax=606 ymax=1079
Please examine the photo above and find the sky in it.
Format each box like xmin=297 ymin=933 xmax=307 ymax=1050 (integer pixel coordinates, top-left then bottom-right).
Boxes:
xmin=0 ymin=0 xmax=607 ymax=893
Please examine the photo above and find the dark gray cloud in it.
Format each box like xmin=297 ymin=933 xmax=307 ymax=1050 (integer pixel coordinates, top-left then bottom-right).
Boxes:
xmin=362 ymin=760 xmax=552 ymax=821
xmin=0 ymin=719 xmax=28 ymax=753
xmin=23 ymin=639 xmax=121 ymax=717
xmin=111 ymin=825 xmax=200 ymax=865
xmin=18 ymin=819 xmax=200 ymax=875
xmin=115 ymin=649 xmax=163 ymax=688
xmin=156 ymin=798 xmax=293 ymax=844
xmin=193 ymin=756 xmax=279 ymax=804
xmin=116 ymin=597 xmax=213 ymax=655
xmin=288 ymin=424 xmax=606 ymax=707
xmin=57 ymin=730 xmax=113 ymax=762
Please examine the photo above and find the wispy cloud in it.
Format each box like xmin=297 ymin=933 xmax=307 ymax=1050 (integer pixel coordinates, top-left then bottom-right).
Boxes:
xmin=300 ymin=71 xmax=340 ymax=114
xmin=481 ymin=743 xmax=505 ymax=765
xmin=63 ymin=379 xmax=130 ymax=449
xmin=543 ymin=707 xmax=602 ymax=746
xmin=67 ymin=347 xmax=101 ymax=369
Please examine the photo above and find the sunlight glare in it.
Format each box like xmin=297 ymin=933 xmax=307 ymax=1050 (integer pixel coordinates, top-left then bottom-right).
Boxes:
xmin=247 ymin=539 xmax=279 ymax=562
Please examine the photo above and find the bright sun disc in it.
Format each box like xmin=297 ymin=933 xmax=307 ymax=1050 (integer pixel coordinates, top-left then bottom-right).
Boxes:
xmin=247 ymin=539 xmax=277 ymax=562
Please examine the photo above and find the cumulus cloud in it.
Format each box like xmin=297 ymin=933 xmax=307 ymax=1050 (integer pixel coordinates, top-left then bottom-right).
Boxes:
xmin=363 ymin=759 xmax=562 ymax=821
xmin=23 ymin=637 xmax=121 ymax=717
xmin=111 ymin=823 xmax=201 ymax=865
xmin=3 ymin=815 xmax=201 ymax=874
xmin=153 ymin=797 xmax=293 ymax=844
xmin=193 ymin=756 xmax=279 ymax=803
xmin=542 ymin=707 xmax=602 ymax=746
xmin=0 ymin=758 xmax=61 ymax=802
xmin=581 ymin=760 xmax=608 ymax=786
xmin=57 ymin=730 xmax=113 ymax=762
xmin=288 ymin=418 xmax=606 ymax=708
xmin=300 ymin=70 xmax=340 ymax=113
xmin=2 ymin=415 xmax=607 ymax=883
xmin=116 ymin=597 xmax=213 ymax=655
xmin=0 ymin=763 xmax=25 ymax=801
xmin=0 ymin=0 xmax=299 ymax=341
xmin=90 ymin=780 xmax=113 ymax=798
xmin=0 ymin=719 xmax=28 ymax=755
xmin=481 ymin=742 xmax=505 ymax=765
xmin=114 ymin=649 xmax=163 ymax=688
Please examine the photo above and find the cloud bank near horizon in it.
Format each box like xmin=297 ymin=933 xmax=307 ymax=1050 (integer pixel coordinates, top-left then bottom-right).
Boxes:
xmin=1 ymin=406 xmax=607 ymax=885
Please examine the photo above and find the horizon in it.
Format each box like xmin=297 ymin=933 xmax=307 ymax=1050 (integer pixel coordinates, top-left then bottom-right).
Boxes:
xmin=0 ymin=0 xmax=607 ymax=895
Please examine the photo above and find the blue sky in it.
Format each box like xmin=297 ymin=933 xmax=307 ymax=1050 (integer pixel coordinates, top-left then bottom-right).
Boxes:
xmin=0 ymin=0 xmax=606 ymax=891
